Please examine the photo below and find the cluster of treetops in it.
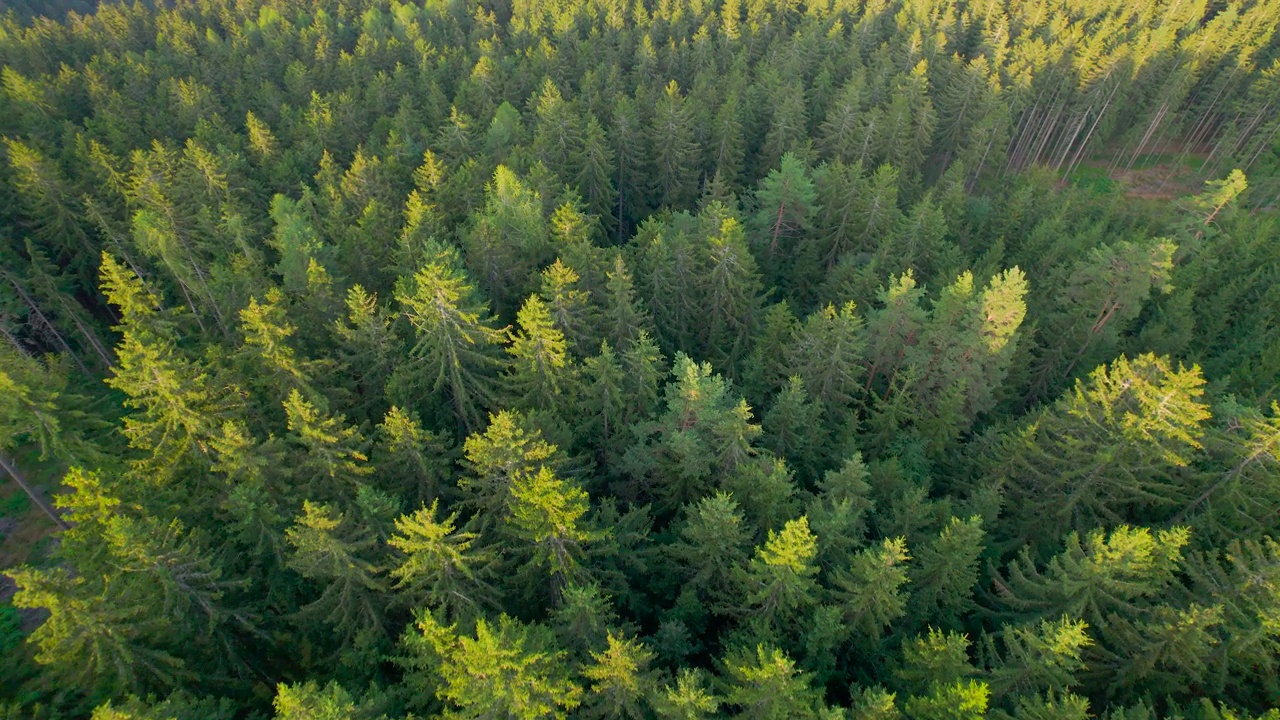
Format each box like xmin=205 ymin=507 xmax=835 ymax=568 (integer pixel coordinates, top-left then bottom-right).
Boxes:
xmin=1 ymin=0 xmax=1279 ymax=718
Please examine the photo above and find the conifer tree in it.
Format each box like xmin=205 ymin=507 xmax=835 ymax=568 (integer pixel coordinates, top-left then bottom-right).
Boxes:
xmin=812 ymin=160 xmax=869 ymax=271
xmin=577 ymin=114 xmax=618 ymax=236
xmin=763 ymin=376 xmax=829 ymax=484
xmin=285 ymin=501 xmax=386 ymax=646
xmin=12 ymin=468 xmax=244 ymax=695
xmin=787 ymin=302 xmax=866 ymax=415
xmin=395 ymin=260 xmax=508 ymax=432
xmin=743 ymin=516 xmax=820 ymax=627
xmin=9 ymin=564 xmax=185 ymax=697
xmin=237 ymin=287 xmax=316 ymax=398
xmin=272 ymin=681 xmax=360 ymax=720
xmin=983 ymin=616 xmax=1091 ymax=699
xmin=909 ymin=267 xmax=1028 ymax=445
xmin=625 ymin=354 xmax=760 ymax=512
xmin=539 ymin=260 xmax=600 ymax=358
xmin=1180 ymin=537 xmax=1280 ymax=701
xmin=898 ymin=628 xmax=979 ymax=697
xmin=831 ymin=537 xmax=911 ymax=642
xmin=700 ymin=214 xmax=764 ymax=373
xmin=710 ymin=91 xmax=747 ymax=187
xmin=907 ymin=516 xmax=985 ymax=630
xmin=750 ymin=154 xmax=820 ymax=292
xmin=577 ymin=342 xmax=628 ymax=449
xmin=903 ymin=679 xmax=990 ymax=720
xmin=721 ymin=645 xmax=820 ymax=720
xmin=508 ymin=294 xmax=572 ymax=412
xmin=1173 ymin=400 xmax=1280 ymax=545
xmin=18 ymin=240 xmax=115 ymax=370
xmin=653 ymin=669 xmax=720 ymax=720
xmin=722 ymin=457 xmax=802 ymax=539
xmin=582 ymin=632 xmax=658 ymax=720
xmin=989 ymin=525 xmax=1189 ymax=626
xmin=759 ymin=86 xmax=811 ymax=174
xmin=742 ymin=301 xmax=801 ymax=406
xmin=635 ymin=214 xmax=702 ymax=356
xmin=268 ymin=194 xmax=327 ymax=296
xmin=863 ymin=271 xmax=927 ymax=398
xmin=668 ymin=492 xmax=752 ymax=617
xmin=649 ymin=81 xmax=700 ymax=210
xmin=0 ymin=344 xmax=98 ymax=521
xmin=375 ymin=406 xmax=452 ymax=507
xmin=408 ymin=612 xmax=583 ymax=720
xmin=3 ymin=138 xmax=96 ymax=274
xmin=460 ymin=409 xmax=559 ymax=516
xmin=993 ymin=354 xmax=1210 ymax=547
xmin=619 ymin=331 xmax=667 ymax=424
xmin=388 ymin=499 xmax=494 ymax=621
xmin=806 ymin=455 xmax=875 ymax=572
xmin=602 ymin=254 xmax=653 ymax=352
xmin=463 ymin=166 xmax=553 ymax=316
xmin=333 ymin=285 xmax=401 ymax=424
xmin=610 ymin=95 xmax=649 ymax=237
xmin=533 ymin=80 xmax=584 ymax=184
xmin=282 ymin=389 xmax=373 ymax=500
xmin=552 ymin=582 xmax=621 ymax=659
xmin=506 ymin=466 xmax=593 ymax=587
xmin=1028 ymin=238 xmax=1176 ymax=402
xmin=100 ymin=253 xmax=227 ymax=475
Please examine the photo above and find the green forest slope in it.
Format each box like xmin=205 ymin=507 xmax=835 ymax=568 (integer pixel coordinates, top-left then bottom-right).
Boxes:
xmin=1 ymin=0 xmax=1280 ymax=718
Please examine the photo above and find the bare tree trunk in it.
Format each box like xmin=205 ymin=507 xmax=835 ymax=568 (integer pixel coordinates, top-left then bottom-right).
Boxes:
xmin=0 ymin=453 xmax=68 ymax=530
xmin=1066 ymin=80 xmax=1121 ymax=178
xmin=2 ymin=270 xmax=92 ymax=378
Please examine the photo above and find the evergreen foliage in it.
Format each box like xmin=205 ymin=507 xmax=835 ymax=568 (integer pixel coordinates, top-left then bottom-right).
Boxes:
xmin=1 ymin=0 xmax=1278 ymax=716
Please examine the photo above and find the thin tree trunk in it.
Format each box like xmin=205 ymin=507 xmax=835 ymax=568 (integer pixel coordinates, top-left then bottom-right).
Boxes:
xmin=1065 ymin=80 xmax=1121 ymax=178
xmin=3 ymin=271 xmax=92 ymax=378
xmin=0 ymin=453 xmax=68 ymax=530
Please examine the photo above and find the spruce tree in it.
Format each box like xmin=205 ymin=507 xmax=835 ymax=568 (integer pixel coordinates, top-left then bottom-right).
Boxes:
xmin=395 ymin=260 xmax=509 ymax=433
xmin=508 ymin=294 xmax=573 ymax=412
xmin=539 ymin=259 xmax=600 ymax=358
xmin=720 ymin=645 xmax=820 ymax=720
xmin=993 ymin=354 xmax=1210 ymax=548
xmin=787 ymin=302 xmax=866 ymax=415
xmin=282 ymin=389 xmax=373 ymax=500
xmin=743 ymin=516 xmax=820 ymax=627
xmin=375 ymin=406 xmax=452 ymax=507
xmin=648 ymin=81 xmax=700 ymax=210
xmin=582 ymin=633 xmax=658 ymax=720
xmin=506 ymin=466 xmax=593 ymax=587
xmin=388 ymin=499 xmax=494 ymax=621
xmin=460 ymin=409 xmax=560 ymax=517
xmin=625 ymin=354 xmax=760 ymax=512
xmin=285 ymin=501 xmax=386 ymax=646
xmin=750 ymin=154 xmax=820 ymax=293
xmin=830 ymin=537 xmax=911 ymax=643
xmin=408 ymin=612 xmax=583 ymax=720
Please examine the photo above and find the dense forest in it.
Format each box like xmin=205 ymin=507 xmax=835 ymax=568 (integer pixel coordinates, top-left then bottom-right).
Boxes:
xmin=1 ymin=0 xmax=1279 ymax=717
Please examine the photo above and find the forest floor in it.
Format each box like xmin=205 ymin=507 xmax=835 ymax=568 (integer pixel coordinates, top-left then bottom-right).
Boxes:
xmin=1069 ymin=146 xmax=1209 ymax=200
xmin=1 ymin=465 xmax=61 ymax=632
